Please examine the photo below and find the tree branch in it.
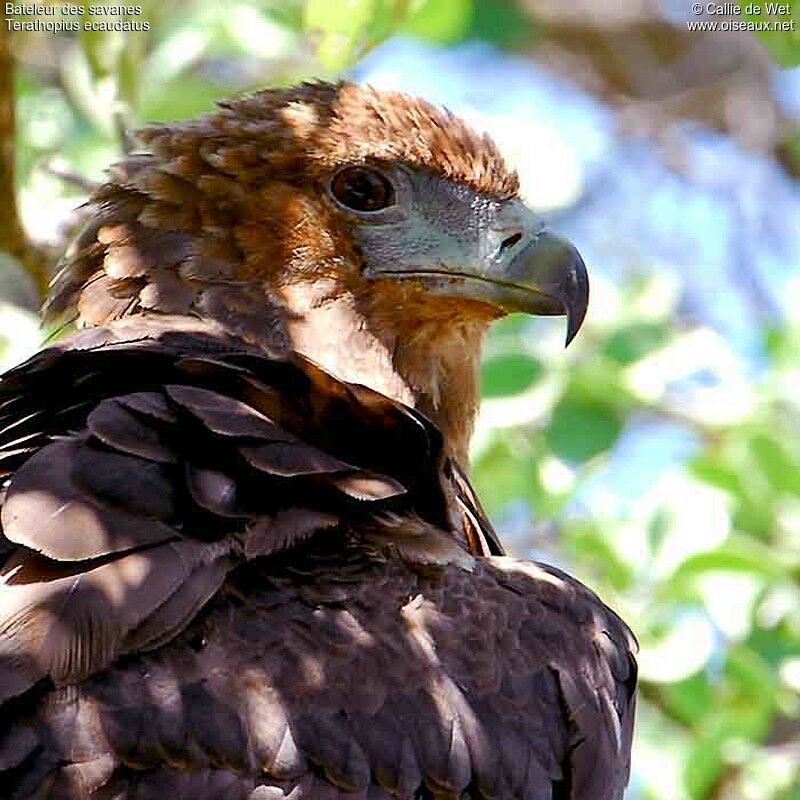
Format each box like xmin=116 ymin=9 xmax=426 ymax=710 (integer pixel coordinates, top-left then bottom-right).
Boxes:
xmin=0 ymin=25 xmax=49 ymax=300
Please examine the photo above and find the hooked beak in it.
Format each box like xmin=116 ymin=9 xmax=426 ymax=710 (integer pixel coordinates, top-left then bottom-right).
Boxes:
xmin=505 ymin=233 xmax=589 ymax=346
xmin=389 ymin=231 xmax=589 ymax=347
xmin=460 ymin=231 xmax=589 ymax=346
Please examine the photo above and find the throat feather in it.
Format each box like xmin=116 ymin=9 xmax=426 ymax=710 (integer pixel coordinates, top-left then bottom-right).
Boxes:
xmin=280 ymin=281 xmax=484 ymax=465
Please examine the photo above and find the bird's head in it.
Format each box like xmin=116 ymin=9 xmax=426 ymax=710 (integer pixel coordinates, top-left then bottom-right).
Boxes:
xmin=47 ymin=81 xmax=588 ymax=464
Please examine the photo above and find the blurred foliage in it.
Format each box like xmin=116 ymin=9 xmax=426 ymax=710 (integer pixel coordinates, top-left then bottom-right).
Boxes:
xmin=8 ymin=0 xmax=534 ymax=226
xmin=741 ymin=2 xmax=800 ymax=66
xmin=2 ymin=1 xmax=800 ymax=798
xmin=473 ymin=278 xmax=800 ymax=800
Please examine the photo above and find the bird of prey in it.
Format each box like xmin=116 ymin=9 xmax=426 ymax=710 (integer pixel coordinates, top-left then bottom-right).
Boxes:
xmin=0 ymin=82 xmax=636 ymax=800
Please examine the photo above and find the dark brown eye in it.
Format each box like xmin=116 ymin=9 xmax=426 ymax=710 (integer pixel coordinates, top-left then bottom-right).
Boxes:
xmin=330 ymin=166 xmax=395 ymax=212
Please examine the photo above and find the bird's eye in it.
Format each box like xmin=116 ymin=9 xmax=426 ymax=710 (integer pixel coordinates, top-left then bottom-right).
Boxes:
xmin=330 ymin=166 xmax=395 ymax=213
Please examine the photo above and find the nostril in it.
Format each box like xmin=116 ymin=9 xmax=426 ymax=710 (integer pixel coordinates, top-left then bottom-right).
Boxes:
xmin=498 ymin=232 xmax=523 ymax=256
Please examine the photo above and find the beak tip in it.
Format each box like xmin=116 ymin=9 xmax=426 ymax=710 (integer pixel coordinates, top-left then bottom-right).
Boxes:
xmin=563 ymin=248 xmax=589 ymax=347
xmin=564 ymin=320 xmax=580 ymax=348
xmin=564 ymin=302 xmax=587 ymax=347
xmin=564 ymin=328 xmax=577 ymax=348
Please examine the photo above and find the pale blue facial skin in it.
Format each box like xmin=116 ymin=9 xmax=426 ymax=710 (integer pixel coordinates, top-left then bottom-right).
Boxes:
xmin=329 ymin=164 xmax=589 ymax=344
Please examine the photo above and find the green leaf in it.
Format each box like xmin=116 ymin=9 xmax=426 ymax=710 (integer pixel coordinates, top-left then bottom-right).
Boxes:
xmin=749 ymin=432 xmax=800 ymax=496
xmin=732 ymin=500 xmax=776 ymax=540
xmin=314 ymin=31 xmax=363 ymax=70
xmin=545 ymin=397 xmax=622 ymax=463
xmin=140 ymin=76 xmax=225 ymax=122
xmin=667 ymin=539 xmax=791 ymax=588
xmin=464 ymin=0 xmax=536 ymax=48
xmin=603 ymin=321 xmax=670 ymax=365
xmin=749 ymin=618 xmax=800 ymax=661
xmin=480 ymin=353 xmax=543 ymax=398
xmin=647 ymin=507 xmax=674 ymax=557
xmin=304 ymin=0 xmax=375 ymax=35
xmin=684 ymin=704 xmax=767 ymax=800
xmin=684 ymin=716 xmax=729 ymax=798
xmin=725 ymin=645 xmax=778 ymax=716
xmin=661 ymin=672 xmax=714 ymax=727
xmin=690 ymin=456 xmax=744 ymax=498
xmin=566 ymin=524 xmax=634 ymax=589
xmin=403 ymin=0 xmax=473 ymax=43
xmin=303 ymin=0 xmax=376 ymax=68
xmin=366 ymin=0 xmax=416 ymax=46
xmin=471 ymin=435 xmax=539 ymax=514
xmin=568 ymin=360 xmax=636 ymax=411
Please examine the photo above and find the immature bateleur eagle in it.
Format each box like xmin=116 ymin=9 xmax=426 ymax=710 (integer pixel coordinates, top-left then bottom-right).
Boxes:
xmin=0 ymin=82 xmax=636 ymax=799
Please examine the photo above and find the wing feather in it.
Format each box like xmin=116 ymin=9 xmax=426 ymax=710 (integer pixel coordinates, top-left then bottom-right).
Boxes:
xmin=2 ymin=439 xmax=176 ymax=560
xmin=0 ymin=538 xmax=223 ymax=699
xmin=0 ymin=323 xmax=458 ymax=708
xmin=0 ymin=322 xmax=637 ymax=799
